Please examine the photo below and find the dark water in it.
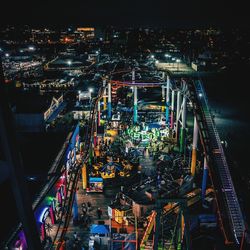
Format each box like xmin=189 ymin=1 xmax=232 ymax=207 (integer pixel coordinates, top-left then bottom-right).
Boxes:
xmin=202 ymin=69 xmax=250 ymax=226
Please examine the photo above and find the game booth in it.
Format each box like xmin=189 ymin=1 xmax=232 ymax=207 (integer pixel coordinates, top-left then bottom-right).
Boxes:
xmin=87 ymin=177 xmax=104 ymax=192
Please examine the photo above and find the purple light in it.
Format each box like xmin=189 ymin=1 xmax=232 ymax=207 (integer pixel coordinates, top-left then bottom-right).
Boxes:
xmin=14 ymin=230 xmax=27 ymax=250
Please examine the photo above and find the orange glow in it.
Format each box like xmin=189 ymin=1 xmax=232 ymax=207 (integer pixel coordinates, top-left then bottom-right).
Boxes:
xmin=77 ymin=27 xmax=95 ymax=32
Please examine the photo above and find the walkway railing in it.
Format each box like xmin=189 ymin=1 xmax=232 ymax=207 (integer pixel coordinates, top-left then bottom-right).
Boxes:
xmin=189 ymin=79 xmax=245 ymax=245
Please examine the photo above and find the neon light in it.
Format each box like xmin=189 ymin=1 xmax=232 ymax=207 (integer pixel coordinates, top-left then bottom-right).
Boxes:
xmin=52 ymin=199 xmax=56 ymax=211
xmin=49 ymin=206 xmax=55 ymax=224
xmin=60 ymin=185 xmax=65 ymax=199
xmin=45 ymin=196 xmax=54 ymax=205
xmin=39 ymin=207 xmax=49 ymax=223
xmin=41 ymin=223 xmax=45 ymax=241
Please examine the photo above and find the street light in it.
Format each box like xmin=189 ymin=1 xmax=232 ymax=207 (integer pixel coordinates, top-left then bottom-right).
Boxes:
xmin=67 ymin=60 xmax=72 ymax=66
xmin=155 ymin=60 xmax=159 ymax=64
xmin=151 ymin=55 xmax=155 ymax=59
xmin=78 ymin=91 xmax=81 ymax=102
xmin=28 ymin=46 xmax=35 ymax=51
xmin=176 ymin=59 xmax=181 ymax=71
xmin=88 ymin=88 xmax=93 ymax=100
xmin=5 ymin=53 xmax=9 ymax=57
xmin=165 ymin=54 xmax=172 ymax=65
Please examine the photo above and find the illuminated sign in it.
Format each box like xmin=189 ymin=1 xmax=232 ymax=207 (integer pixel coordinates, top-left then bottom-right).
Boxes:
xmin=77 ymin=27 xmax=95 ymax=32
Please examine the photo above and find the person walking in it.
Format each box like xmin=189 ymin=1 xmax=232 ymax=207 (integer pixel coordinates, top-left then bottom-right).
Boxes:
xmin=82 ymin=203 xmax=87 ymax=214
xmin=87 ymin=201 xmax=92 ymax=212
xmin=97 ymin=207 xmax=102 ymax=219
xmin=73 ymin=232 xmax=78 ymax=241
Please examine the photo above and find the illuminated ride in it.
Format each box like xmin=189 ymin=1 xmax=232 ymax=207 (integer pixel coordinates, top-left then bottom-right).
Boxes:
xmin=91 ymin=159 xmax=133 ymax=180
xmin=140 ymin=188 xmax=214 ymax=250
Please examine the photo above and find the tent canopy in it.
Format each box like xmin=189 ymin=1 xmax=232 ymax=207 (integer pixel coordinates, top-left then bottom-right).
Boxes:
xmin=90 ymin=224 xmax=110 ymax=234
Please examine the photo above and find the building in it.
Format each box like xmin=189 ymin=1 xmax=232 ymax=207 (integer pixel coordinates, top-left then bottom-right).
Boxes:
xmin=75 ymin=27 xmax=95 ymax=40
xmin=13 ymin=93 xmax=65 ymax=132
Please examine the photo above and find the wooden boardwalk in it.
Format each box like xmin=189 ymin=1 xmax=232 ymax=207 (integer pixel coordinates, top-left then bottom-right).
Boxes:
xmin=62 ymin=178 xmax=119 ymax=249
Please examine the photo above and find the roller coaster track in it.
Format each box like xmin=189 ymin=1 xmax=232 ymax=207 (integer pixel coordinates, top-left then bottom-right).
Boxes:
xmin=108 ymin=69 xmax=166 ymax=87
xmin=110 ymin=80 xmax=165 ymax=87
xmin=188 ymin=79 xmax=245 ymax=245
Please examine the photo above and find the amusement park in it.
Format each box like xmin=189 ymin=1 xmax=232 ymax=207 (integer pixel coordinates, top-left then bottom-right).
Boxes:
xmin=1 ymin=52 xmax=247 ymax=250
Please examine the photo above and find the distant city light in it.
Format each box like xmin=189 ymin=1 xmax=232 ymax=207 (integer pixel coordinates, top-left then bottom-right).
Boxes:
xmin=78 ymin=90 xmax=81 ymax=94
xmin=151 ymin=55 xmax=155 ymax=59
xmin=172 ymin=57 xmax=176 ymax=61
xmin=155 ymin=60 xmax=159 ymax=64
xmin=5 ymin=53 xmax=9 ymax=57
xmin=67 ymin=60 xmax=72 ymax=66
xmin=99 ymin=37 xmax=103 ymax=41
xmin=176 ymin=59 xmax=181 ymax=63
xmin=165 ymin=54 xmax=170 ymax=58
xmin=199 ymin=93 xmax=203 ymax=97
xmin=0 ymin=48 xmax=2 ymax=52
xmin=20 ymin=50 xmax=24 ymax=53
xmin=88 ymin=88 xmax=93 ymax=93
xmin=96 ymin=51 xmax=99 ymax=54
xmin=28 ymin=46 xmax=35 ymax=51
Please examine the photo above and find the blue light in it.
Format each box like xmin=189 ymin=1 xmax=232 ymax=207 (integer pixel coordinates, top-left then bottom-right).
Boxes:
xmin=39 ymin=207 xmax=49 ymax=223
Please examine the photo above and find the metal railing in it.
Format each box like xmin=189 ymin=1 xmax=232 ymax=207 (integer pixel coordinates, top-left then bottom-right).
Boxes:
xmin=194 ymin=80 xmax=245 ymax=244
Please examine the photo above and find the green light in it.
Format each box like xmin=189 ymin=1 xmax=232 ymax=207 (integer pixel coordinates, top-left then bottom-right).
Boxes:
xmin=45 ymin=196 xmax=54 ymax=205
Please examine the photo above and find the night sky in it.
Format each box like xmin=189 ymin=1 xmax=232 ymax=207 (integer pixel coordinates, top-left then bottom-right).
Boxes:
xmin=0 ymin=0 xmax=249 ymax=27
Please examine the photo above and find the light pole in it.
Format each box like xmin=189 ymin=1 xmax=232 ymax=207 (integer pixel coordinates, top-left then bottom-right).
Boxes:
xmin=67 ymin=60 xmax=72 ymax=67
xmin=78 ymin=90 xmax=81 ymax=102
xmin=176 ymin=59 xmax=181 ymax=71
xmin=88 ymin=88 xmax=93 ymax=103
xmin=171 ymin=57 xmax=175 ymax=68
xmin=165 ymin=54 xmax=171 ymax=66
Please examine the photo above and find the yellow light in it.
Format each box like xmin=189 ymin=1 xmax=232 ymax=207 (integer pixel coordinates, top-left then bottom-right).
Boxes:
xmin=77 ymin=27 xmax=95 ymax=32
